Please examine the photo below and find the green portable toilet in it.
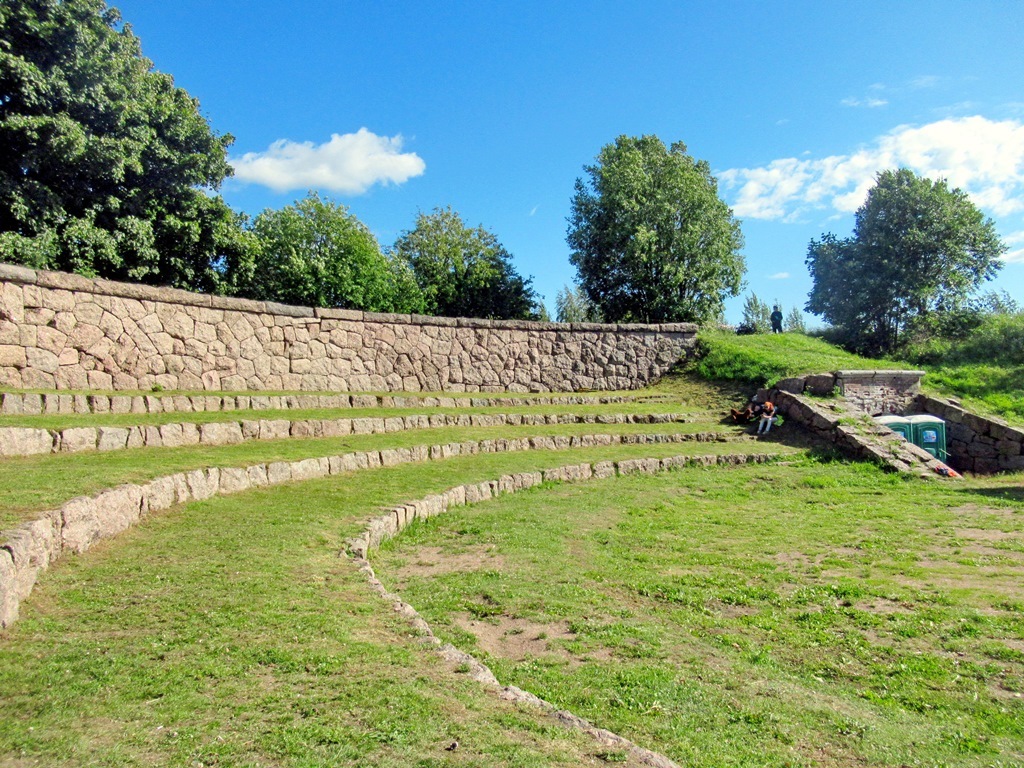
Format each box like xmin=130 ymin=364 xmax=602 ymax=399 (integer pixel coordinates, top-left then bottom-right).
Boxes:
xmin=875 ymin=415 xmax=912 ymax=441
xmin=907 ymin=414 xmax=947 ymax=460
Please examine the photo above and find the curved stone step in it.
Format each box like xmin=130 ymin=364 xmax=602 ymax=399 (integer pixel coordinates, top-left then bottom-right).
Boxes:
xmin=350 ymin=453 xmax=778 ymax=768
xmin=0 ymin=432 xmax=783 ymax=629
xmin=0 ymin=411 xmax=707 ymax=457
xmin=0 ymin=389 xmax=653 ymax=417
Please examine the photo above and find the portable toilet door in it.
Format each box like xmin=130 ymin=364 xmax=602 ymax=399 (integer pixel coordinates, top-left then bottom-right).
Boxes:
xmin=906 ymin=414 xmax=947 ymax=460
xmin=875 ymin=414 xmax=912 ymax=441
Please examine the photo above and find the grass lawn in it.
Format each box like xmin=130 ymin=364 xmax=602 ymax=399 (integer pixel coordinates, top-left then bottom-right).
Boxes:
xmin=376 ymin=458 xmax=1024 ymax=767
xmin=0 ymin=447 xmax=797 ymax=767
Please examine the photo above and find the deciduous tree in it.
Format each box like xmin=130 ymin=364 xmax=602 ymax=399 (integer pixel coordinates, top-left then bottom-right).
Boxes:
xmin=393 ymin=207 xmax=537 ymax=319
xmin=241 ymin=193 xmax=423 ymax=312
xmin=806 ymin=169 xmax=1005 ymax=354
xmin=0 ymin=0 xmax=252 ymax=292
xmin=567 ymin=135 xmax=745 ymax=323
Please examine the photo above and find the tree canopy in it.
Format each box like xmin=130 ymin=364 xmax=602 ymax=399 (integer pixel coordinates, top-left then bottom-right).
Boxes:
xmin=806 ymin=168 xmax=1006 ymax=355
xmin=0 ymin=0 xmax=251 ymax=292
xmin=238 ymin=193 xmax=423 ymax=312
xmin=567 ymin=135 xmax=745 ymax=324
xmin=392 ymin=207 xmax=538 ymax=320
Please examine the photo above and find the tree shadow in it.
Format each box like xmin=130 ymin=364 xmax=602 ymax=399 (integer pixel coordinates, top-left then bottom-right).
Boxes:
xmin=956 ymin=486 xmax=1024 ymax=504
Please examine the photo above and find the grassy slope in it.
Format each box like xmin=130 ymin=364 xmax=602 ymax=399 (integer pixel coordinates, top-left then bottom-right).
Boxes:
xmin=693 ymin=329 xmax=1024 ymax=425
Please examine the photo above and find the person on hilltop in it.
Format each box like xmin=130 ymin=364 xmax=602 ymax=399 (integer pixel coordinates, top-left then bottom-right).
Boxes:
xmin=770 ymin=306 xmax=783 ymax=334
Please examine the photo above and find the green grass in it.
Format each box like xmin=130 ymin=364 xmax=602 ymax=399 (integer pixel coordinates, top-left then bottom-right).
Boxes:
xmin=0 ymin=418 xmax=776 ymax=530
xmin=375 ymin=459 xmax=1024 ymax=767
xmin=0 ymin=445 xmax=802 ymax=767
xmin=691 ymin=329 xmax=901 ymax=387
xmin=923 ymin=365 xmax=1024 ymax=425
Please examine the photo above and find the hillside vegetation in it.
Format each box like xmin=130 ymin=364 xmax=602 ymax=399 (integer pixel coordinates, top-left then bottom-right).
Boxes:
xmin=692 ymin=328 xmax=1024 ymax=425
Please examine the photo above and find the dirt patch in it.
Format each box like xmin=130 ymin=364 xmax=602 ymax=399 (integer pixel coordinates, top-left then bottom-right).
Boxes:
xmin=853 ymin=597 xmax=912 ymax=615
xmin=395 ymin=545 xmax=505 ymax=579
xmin=953 ymin=527 xmax=1017 ymax=543
xmin=454 ymin=614 xmax=609 ymax=664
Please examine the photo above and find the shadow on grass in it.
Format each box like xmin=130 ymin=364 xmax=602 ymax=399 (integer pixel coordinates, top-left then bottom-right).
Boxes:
xmin=957 ymin=486 xmax=1024 ymax=504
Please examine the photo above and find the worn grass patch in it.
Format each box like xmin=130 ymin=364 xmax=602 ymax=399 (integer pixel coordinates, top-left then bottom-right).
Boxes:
xmin=375 ymin=459 xmax=1024 ymax=767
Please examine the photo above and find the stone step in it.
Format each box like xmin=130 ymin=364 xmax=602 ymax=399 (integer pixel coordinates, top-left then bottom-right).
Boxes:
xmin=0 ymin=411 xmax=713 ymax=457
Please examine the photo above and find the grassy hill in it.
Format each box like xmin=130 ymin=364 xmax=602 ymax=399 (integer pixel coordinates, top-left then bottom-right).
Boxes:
xmin=691 ymin=329 xmax=1024 ymax=425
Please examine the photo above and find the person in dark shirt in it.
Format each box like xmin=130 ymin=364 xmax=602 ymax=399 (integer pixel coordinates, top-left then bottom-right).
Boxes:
xmin=770 ymin=306 xmax=783 ymax=333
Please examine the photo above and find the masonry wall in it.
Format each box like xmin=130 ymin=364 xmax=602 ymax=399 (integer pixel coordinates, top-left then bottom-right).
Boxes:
xmin=0 ymin=264 xmax=696 ymax=393
xmin=913 ymin=394 xmax=1024 ymax=474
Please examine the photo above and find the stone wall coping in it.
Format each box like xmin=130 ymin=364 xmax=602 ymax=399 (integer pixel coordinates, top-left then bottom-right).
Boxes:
xmin=834 ymin=369 xmax=926 ymax=378
xmin=0 ymin=262 xmax=697 ymax=335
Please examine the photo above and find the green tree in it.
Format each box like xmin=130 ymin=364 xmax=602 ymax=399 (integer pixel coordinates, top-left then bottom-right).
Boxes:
xmin=806 ymin=169 xmax=1005 ymax=355
xmin=0 ymin=0 xmax=252 ymax=292
xmin=555 ymin=284 xmax=602 ymax=323
xmin=393 ymin=207 xmax=537 ymax=319
xmin=241 ymin=193 xmax=423 ymax=312
xmin=740 ymin=293 xmax=771 ymax=333
xmin=567 ymin=135 xmax=745 ymax=324
xmin=784 ymin=306 xmax=806 ymax=334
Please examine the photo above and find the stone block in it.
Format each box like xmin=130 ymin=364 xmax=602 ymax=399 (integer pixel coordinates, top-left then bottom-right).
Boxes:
xmin=0 ymin=427 xmax=54 ymax=456
xmin=199 ymin=421 xmax=244 ymax=446
xmin=60 ymin=427 xmax=98 ymax=453
xmin=96 ymin=427 xmax=130 ymax=451
xmin=775 ymin=377 xmax=806 ymax=394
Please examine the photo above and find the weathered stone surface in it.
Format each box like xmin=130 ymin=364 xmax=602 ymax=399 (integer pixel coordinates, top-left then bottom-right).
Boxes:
xmin=0 ymin=427 xmax=54 ymax=456
xmin=61 ymin=485 xmax=143 ymax=553
xmin=60 ymin=427 xmax=97 ymax=453
xmin=199 ymin=421 xmax=244 ymax=445
xmin=0 ymin=264 xmax=696 ymax=392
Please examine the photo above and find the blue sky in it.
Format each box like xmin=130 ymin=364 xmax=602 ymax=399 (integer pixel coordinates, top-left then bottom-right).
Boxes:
xmin=115 ymin=0 xmax=1024 ymax=323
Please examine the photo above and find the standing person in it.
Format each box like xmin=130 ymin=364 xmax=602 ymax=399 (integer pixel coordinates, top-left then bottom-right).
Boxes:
xmin=757 ymin=400 xmax=776 ymax=436
xmin=770 ymin=306 xmax=783 ymax=334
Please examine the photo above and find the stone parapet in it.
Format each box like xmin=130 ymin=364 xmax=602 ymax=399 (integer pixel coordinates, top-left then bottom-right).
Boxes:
xmin=0 ymin=264 xmax=696 ymax=393
xmin=0 ymin=389 xmax=639 ymax=416
xmin=0 ymin=411 xmax=703 ymax=457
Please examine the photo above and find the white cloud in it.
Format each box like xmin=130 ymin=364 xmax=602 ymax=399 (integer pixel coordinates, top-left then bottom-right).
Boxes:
xmin=230 ymin=128 xmax=425 ymax=194
xmin=1004 ymin=231 xmax=1024 ymax=263
xmin=721 ymin=116 xmax=1024 ymax=221
xmin=767 ymin=272 xmax=790 ymax=280
xmin=841 ymin=96 xmax=888 ymax=108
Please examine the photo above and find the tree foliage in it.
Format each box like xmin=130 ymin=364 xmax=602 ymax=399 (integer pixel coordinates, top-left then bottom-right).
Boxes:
xmin=806 ymin=168 xmax=1005 ymax=355
xmin=555 ymin=284 xmax=602 ymax=323
xmin=0 ymin=0 xmax=251 ymax=292
xmin=567 ymin=135 xmax=745 ymax=324
xmin=740 ymin=293 xmax=772 ymax=333
xmin=393 ymin=207 xmax=538 ymax=319
xmin=784 ymin=307 xmax=806 ymax=334
xmin=239 ymin=193 xmax=423 ymax=312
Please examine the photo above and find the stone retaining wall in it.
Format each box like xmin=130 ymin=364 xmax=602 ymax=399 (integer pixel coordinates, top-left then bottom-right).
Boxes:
xmin=912 ymin=394 xmax=1024 ymax=474
xmin=0 ymin=264 xmax=696 ymax=393
xmin=769 ymin=389 xmax=947 ymax=475
xmin=772 ymin=370 xmax=925 ymax=415
xmin=0 ymin=431 xmax=754 ymax=628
